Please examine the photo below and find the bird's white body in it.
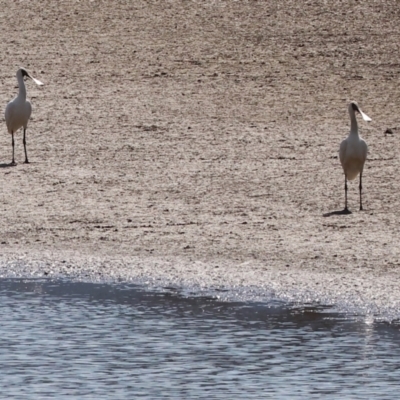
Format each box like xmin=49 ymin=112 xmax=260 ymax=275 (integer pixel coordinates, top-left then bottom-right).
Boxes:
xmin=4 ymin=68 xmax=43 ymax=164
xmin=339 ymin=103 xmax=370 ymax=180
xmin=5 ymin=85 xmax=32 ymax=135
xmin=338 ymin=101 xmax=371 ymax=212
xmin=339 ymin=128 xmax=368 ymax=181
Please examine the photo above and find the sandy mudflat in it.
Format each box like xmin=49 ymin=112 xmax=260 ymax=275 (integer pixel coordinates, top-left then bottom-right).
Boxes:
xmin=1 ymin=0 xmax=400 ymax=317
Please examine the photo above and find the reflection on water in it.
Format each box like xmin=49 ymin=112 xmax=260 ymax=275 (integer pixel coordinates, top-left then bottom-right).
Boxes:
xmin=0 ymin=279 xmax=399 ymax=399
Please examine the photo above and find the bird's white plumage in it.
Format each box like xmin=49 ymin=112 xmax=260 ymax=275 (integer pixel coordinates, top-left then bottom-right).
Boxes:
xmin=5 ymin=94 xmax=32 ymax=134
xmin=339 ymin=102 xmax=370 ymax=181
xmin=4 ymin=67 xmax=43 ymax=164
xmin=5 ymin=68 xmax=42 ymax=134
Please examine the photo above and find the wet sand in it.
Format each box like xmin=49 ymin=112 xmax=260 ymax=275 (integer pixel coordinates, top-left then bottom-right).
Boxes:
xmin=1 ymin=0 xmax=400 ymax=317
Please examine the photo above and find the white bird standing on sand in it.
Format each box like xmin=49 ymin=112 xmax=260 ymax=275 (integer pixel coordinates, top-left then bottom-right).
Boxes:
xmin=5 ymin=67 xmax=43 ymax=165
xmin=339 ymin=101 xmax=371 ymax=213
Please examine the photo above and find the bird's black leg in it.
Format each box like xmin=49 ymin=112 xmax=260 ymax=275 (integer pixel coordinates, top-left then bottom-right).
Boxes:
xmin=343 ymin=174 xmax=351 ymax=214
xmin=23 ymin=128 xmax=29 ymax=164
xmin=359 ymin=172 xmax=363 ymax=211
xmin=11 ymin=131 xmax=16 ymax=165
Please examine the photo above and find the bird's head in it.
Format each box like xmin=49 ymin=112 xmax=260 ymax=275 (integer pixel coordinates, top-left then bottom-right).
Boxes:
xmin=17 ymin=67 xmax=44 ymax=86
xmin=20 ymin=68 xmax=29 ymax=80
xmin=349 ymin=101 xmax=371 ymax=122
xmin=350 ymin=101 xmax=360 ymax=113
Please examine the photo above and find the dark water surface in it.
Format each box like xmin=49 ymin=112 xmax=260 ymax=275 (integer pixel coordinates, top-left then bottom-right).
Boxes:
xmin=0 ymin=279 xmax=399 ymax=399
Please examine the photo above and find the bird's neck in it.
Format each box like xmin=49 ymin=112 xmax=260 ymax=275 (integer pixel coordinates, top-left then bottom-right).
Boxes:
xmin=350 ymin=111 xmax=359 ymax=136
xmin=17 ymin=75 xmax=27 ymax=100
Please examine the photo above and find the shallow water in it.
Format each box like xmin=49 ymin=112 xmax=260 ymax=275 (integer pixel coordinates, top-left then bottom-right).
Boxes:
xmin=0 ymin=279 xmax=399 ymax=399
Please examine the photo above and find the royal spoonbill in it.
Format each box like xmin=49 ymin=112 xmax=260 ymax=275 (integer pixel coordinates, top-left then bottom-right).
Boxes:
xmin=5 ymin=67 xmax=43 ymax=165
xmin=339 ymin=101 xmax=371 ymax=213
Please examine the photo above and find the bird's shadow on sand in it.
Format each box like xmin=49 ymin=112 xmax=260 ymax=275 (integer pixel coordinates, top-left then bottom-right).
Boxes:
xmin=0 ymin=163 xmax=17 ymax=168
xmin=323 ymin=209 xmax=352 ymax=217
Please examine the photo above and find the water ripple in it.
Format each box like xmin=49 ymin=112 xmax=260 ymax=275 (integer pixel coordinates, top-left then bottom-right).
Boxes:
xmin=0 ymin=279 xmax=398 ymax=399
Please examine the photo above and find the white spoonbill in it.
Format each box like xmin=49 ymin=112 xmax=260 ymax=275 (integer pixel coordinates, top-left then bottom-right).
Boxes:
xmin=5 ymin=67 xmax=43 ymax=165
xmin=339 ymin=101 xmax=371 ymax=213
